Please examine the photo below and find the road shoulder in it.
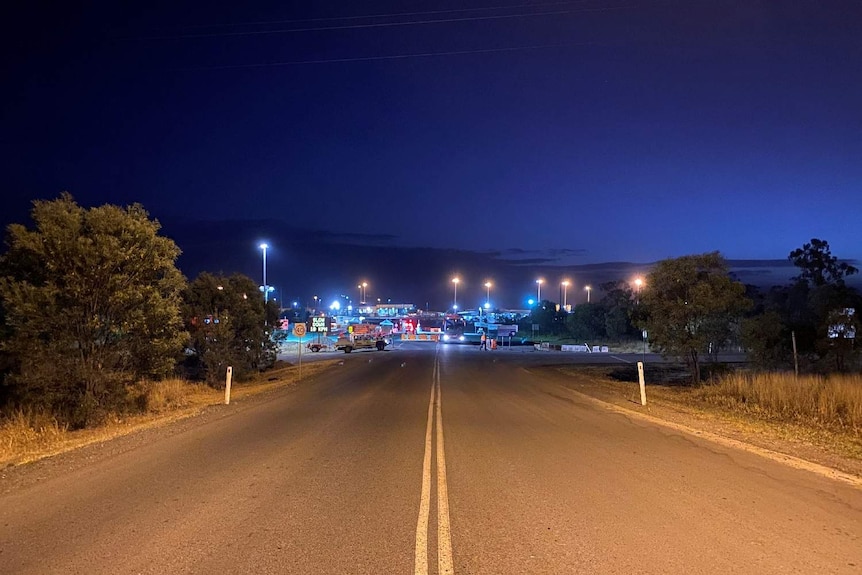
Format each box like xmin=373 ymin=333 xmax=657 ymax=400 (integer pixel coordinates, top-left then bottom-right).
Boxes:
xmin=540 ymin=366 xmax=862 ymax=487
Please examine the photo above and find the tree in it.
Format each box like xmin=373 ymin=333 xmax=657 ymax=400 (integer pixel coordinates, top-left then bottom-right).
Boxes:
xmin=640 ymin=252 xmax=750 ymax=383
xmin=566 ymin=303 xmax=606 ymax=341
xmin=741 ymin=311 xmax=789 ymax=369
xmin=182 ymin=272 xmax=277 ymax=384
xmin=789 ymin=238 xmax=858 ymax=288
xmin=0 ymin=194 xmax=187 ymax=427
xmin=598 ymin=280 xmax=640 ymax=340
xmin=786 ymin=238 xmax=861 ymax=370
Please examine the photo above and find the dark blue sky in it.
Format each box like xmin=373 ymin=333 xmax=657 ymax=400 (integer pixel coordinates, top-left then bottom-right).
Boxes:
xmin=2 ymin=1 xmax=860 ymax=308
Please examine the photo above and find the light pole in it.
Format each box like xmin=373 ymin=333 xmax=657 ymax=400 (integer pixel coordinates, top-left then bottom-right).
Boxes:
xmin=561 ymin=280 xmax=570 ymax=309
xmin=634 ymin=277 xmax=643 ymax=305
xmin=451 ymin=277 xmax=460 ymax=311
xmin=585 ymin=285 xmax=591 ymax=303
xmin=259 ymin=243 xmax=269 ymax=302
xmin=484 ymin=281 xmax=492 ymax=307
xmin=362 ymin=281 xmax=367 ymax=304
xmin=536 ymin=278 xmax=544 ymax=303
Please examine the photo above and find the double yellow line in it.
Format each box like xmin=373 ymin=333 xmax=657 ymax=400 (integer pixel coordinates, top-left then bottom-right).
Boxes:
xmin=414 ymin=354 xmax=454 ymax=575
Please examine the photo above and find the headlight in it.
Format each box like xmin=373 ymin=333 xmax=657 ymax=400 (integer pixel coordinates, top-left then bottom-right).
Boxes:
xmin=443 ymin=334 xmax=450 ymax=341
xmin=458 ymin=335 xmax=465 ymax=341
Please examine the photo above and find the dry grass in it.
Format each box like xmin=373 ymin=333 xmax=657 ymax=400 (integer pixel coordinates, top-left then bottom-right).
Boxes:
xmin=0 ymin=410 xmax=69 ymax=465
xmin=0 ymin=360 xmax=337 ymax=467
xmin=694 ymin=372 xmax=862 ymax=436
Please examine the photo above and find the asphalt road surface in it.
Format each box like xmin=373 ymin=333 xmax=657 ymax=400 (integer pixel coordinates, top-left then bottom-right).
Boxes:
xmin=1 ymin=344 xmax=859 ymax=574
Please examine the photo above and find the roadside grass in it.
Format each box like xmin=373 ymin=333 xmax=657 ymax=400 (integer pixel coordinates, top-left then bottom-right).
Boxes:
xmin=692 ymin=372 xmax=862 ymax=436
xmin=557 ymin=365 xmax=862 ymax=463
xmin=0 ymin=360 xmax=335 ymax=468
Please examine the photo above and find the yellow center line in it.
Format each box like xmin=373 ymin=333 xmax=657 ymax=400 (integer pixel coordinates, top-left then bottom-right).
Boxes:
xmin=415 ymin=353 xmax=455 ymax=575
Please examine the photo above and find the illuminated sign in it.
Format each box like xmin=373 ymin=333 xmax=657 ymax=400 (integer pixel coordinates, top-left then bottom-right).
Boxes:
xmin=309 ymin=316 xmax=330 ymax=333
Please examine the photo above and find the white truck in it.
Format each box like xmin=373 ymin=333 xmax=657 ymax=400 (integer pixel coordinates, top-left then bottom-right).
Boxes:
xmin=334 ymin=333 xmax=389 ymax=353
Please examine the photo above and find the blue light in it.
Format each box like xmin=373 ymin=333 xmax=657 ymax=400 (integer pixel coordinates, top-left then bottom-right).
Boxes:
xmin=527 ymin=298 xmax=535 ymax=305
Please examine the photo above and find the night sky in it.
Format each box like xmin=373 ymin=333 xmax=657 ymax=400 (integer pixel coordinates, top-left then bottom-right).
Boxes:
xmin=2 ymin=1 xmax=861 ymax=309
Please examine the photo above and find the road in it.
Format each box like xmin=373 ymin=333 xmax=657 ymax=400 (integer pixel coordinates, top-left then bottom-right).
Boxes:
xmin=1 ymin=345 xmax=859 ymax=574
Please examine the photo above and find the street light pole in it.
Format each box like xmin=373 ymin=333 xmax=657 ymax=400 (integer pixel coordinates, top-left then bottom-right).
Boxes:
xmin=585 ymin=285 xmax=591 ymax=303
xmin=536 ymin=278 xmax=544 ymax=302
xmin=562 ymin=280 xmax=569 ymax=309
xmin=451 ymin=277 xmax=459 ymax=311
xmin=259 ymin=243 xmax=269 ymax=302
xmin=485 ymin=281 xmax=492 ymax=307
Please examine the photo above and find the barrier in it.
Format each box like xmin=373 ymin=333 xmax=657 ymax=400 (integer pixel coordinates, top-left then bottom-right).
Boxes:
xmin=401 ymin=333 xmax=440 ymax=342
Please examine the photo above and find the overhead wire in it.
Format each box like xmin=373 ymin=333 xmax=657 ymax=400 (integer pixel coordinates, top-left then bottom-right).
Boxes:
xmin=142 ymin=5 xmax=630 ymax=40
xmin=175 ymin=42 xmax=598 ymax=71
xmin=177 ymin=0 xmax=602 ymax=29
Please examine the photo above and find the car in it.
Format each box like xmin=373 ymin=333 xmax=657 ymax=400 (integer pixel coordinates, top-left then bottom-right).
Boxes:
xmin=442 ymin=332 xmax=466 ymax=343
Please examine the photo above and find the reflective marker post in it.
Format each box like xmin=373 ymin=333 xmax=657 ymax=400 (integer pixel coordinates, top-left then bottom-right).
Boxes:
xmin=225 ymin=366 xmax=233 ymax=405
xmin=637 ymin=361 xmax=647 ymax=406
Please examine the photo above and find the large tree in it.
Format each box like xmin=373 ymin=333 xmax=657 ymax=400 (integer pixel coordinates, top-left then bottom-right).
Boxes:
xmin=640 ymin=252 xmax=750 ymax=383
xmin=182 ymin=272 xmax=277 ymax=384
xmin=789 ymin=238 xmax=858 ymax=288
xmin=0 ymin=194 xmax=187 ymax=426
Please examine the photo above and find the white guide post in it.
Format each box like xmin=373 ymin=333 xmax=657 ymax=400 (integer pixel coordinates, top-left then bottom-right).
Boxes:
xmin=225 ymin=366 xmax=233 ymax=405
xmin=637 ymin=361 xmax=647 ymax=406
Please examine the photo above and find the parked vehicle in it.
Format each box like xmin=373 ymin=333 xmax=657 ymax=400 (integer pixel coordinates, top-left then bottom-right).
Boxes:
xmin=334 ymin=333 xmax=389 ymax=353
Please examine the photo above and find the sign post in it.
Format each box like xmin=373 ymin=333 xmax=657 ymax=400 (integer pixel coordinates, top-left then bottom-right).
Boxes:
xmin=293 ymin=322 xmax=307 ymax=380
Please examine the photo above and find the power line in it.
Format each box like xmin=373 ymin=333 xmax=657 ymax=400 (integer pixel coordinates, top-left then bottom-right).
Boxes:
xmin=178 ymin=0 xmax=601 ymax=29
xmin=144 ymin=5 xmax=630 ymax=40
xmin=175 ymin=42 xmax=596 ymax=71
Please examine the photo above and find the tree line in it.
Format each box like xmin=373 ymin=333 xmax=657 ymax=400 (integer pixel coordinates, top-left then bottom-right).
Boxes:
xmin=524 ymin=242 xmax=860 ymax=383
xmin=0 ymin=194 xmax=279 ymax=428
xmin=1 ymin=195 xmax=859 ymax=427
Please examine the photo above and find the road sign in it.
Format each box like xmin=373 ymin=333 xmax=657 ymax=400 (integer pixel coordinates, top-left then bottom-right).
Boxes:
xmin=293 ymin=323 xmax=307 ymax=337
xmin=309 ymin=316 xmax=329 ymax=333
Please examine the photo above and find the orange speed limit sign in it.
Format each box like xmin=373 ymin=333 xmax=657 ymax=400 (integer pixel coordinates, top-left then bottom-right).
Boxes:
xmin=293 ymin=323 xmax=307 ymax=337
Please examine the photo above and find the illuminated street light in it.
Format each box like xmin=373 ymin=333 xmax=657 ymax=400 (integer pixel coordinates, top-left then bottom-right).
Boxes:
xmin=536 ymin=278 xmax=544 ymax=302
xmin=634 ymin=277 xmax=644 ymax=305
xmin=484 ymin=281 xmax=492 ymax=307
xmin=561 ymin=280 xmax=570 ymax=309
xmin=585 ymin=285 xmax=592 ymax=303
xmin=259 ymin=243 xmax=271 ymax=302
xmin=451 ymin=277 xmax=460 ymax=311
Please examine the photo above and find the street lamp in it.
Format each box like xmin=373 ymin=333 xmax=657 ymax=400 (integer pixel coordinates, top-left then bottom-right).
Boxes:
xmin=259 ymin=243 xmax=270 ymax=302
xmin=585 ymin=285 xmax=592 ymax=303
xmin=634 ymin=277 xmax=644 ymax=305
xmin=451 ymin=277 xmax=460 ymax=311
xmin=561 ymin=280 xmax=570 ymax=309
xmin=536 ymin=278 xmax=544 ymax=302
xmin=484 ymin=281 xmax=492 ymax=307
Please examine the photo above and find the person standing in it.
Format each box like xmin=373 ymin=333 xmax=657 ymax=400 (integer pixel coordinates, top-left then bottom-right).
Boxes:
xmin=480 ymin=331 xmax=487 ymax=350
